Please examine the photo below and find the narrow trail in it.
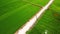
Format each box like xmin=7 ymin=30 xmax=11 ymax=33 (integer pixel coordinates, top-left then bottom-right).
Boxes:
xmin=15 ymin=0 xmax=54 ymax=34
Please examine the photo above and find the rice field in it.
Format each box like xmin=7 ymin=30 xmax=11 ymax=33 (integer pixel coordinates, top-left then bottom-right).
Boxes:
xmin=0 ymin=0 xmax=60 ymax=34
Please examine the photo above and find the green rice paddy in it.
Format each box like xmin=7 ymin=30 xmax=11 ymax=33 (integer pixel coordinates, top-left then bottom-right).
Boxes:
xmin=0 ymin=0 xmax=60 ymax=34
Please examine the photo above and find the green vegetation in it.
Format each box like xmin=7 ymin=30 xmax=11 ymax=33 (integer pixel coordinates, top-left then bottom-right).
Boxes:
xmin=27 ymin=0 xmax=60 ymax=34
xmin=0 ymin=0 xmax=40 ymax=34
xmin=0 ymin=0 xmax=60 ymax=34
